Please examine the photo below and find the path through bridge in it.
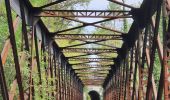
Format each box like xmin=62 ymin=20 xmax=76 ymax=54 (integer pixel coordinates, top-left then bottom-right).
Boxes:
xmin=0 ymin=0 xmax=170 ymax=100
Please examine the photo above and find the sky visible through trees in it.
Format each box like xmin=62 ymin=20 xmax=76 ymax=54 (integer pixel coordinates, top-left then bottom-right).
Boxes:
xmin=75 ymin=0 xmax=143 ymax=32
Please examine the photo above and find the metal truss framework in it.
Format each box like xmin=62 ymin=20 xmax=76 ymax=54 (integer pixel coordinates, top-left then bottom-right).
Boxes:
xmin=34 ymin=9 xmax=131 ymax=18
xmin=54 ymin=34 xmax=124 ymax=40
xmin=63 ymin=48 xmax=117 ymax=54
xmin=0 ymin=0 xmax=170 ymax=100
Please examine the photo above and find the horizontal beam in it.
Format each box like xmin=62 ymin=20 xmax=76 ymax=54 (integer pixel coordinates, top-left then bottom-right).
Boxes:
xmin=81 ymin=79 xmax=105 ymax=82
xmin=73 ymin=67 xmax=111 ymax=70
xmin=83 ymin=82 xmax=103 ymax=84
xmin=77 ymin=73 xmax=107 ymax=75
xmin=75 ymin=71 xmax=109 ymax=74
xmin=83 ymin=81 xmax=103 ymax=83
xmin=75 ymin=67 xmax=111 ymax=71
xmin=54 ymin=34 xmax=124 ymax=40
xmin=80 ymin=77 xmax=106 ymax=80
xmin=72 ymin=65 xmax=112 ymax=68
xmin=83 ymin=83 xmax=103 ymax=85
xmin=70 ymin=61 xmax=113 ymax=65
xmin=80 ymin=77 xmax=107 ymax=79
xmin=77 ymin=74 xmax=107 ymax=77
xmin=34 ymin=10 xmax=131 ymax=18
xmin=69 ymin=58 xmax=114 ymax=62
xmin=63 ymin=48 xmax=117 ymax=53
xmin=71 ymin=61 xmax=114 ymax=66
xmin=75 ymin=69 xmax=110 ymax=72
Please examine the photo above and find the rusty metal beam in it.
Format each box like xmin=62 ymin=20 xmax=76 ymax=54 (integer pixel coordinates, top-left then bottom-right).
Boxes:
xmin=72 ymin=64 xmax=111 ymax=68
xmin=74 ymin=67 xmax=111 ymax=71
xmin=75 ymin=71 xmax=109 ymax=74
xmin=63 ymin=48 xmax=117 ymax=53
xmin=145 ymin=0 xmax=162 ymax=98
xmin=34 ymin=10 xmax=131 ymax=18
xmin=5 ymin=0 xmax=25 ymax=99
xmin=54 ymin=34 xmax=123 ymax=40
xmin=71 ymin=60 xmax=114 ymax=65
xmin=34 ymin=28 xmax=42 ymax=89
xmin=75 ymin=68 xmax=110 ymax=72
xmin=84 ymin=83 xmax=103 ymax=85
xmin=71 ymin=61 xmax=113 ymax=65
xmin=82 ymin=80 xmax=104 ymax=82
xmin=81 ymin=79 xmax=105 ymax=82
xmin=77 ymin=74 xmax=108 ymax=77
xmin=69 ymin=58 xmax=113 ymax=62
xmin=163 ymin=1 xmax=170 ymax=99
xmin=19 ymin=0 xmax=29 ymax=51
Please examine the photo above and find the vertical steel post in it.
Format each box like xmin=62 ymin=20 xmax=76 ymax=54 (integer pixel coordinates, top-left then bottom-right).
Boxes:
xmin=4 ymin=0 xmax=25 ymax=99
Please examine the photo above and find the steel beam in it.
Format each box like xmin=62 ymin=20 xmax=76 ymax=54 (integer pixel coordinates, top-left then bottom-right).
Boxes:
xmin=54 ymin=34 xmax=123 ymax=40
xmin=75 ymin=71 xmax=109 ymax=74
xmin=77 ymin=74 xmax=107 ymax=77
xmin=71 ymin=61 xmax=113 ymax=66
xmin=34 ymin=10 xmax=131 ymax=18
xmin=145 ymin=0 xmax=162 ymax=98
xmin=62 ymin=48 xmax=117 ymax=53
xmin=75 ymin=68 xmax=110 ymax=72
xmin=69 ymin=58 xmax=113 ymax=62
xmin=72 ymin=64 xmax=111 ymax=68
xmin=5 ymin=0 xmax=25 ymax=99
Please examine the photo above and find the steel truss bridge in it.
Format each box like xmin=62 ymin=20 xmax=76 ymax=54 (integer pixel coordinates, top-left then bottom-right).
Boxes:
xmin=0 ymin=0 xmax=170 ymax=100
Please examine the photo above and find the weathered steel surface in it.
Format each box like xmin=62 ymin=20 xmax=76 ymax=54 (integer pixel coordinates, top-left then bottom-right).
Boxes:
xmin=34 ymin=10 xmax=130 ymax=18
xmin=1 ymin=0 xmax=169 ymax=99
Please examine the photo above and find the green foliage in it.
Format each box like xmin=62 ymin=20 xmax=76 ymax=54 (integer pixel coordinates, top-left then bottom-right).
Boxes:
xmin=0 ymin=1 xmax=9 ymax=52
xmin=29 ymin=0 xmax=48 ymax=7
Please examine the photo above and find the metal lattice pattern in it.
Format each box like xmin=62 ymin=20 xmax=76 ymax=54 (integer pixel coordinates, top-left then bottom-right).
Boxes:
xmin=0 ymin=0 xmax=169 ymax=100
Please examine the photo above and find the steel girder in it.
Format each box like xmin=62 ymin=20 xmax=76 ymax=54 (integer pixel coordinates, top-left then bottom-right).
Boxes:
xmin=62 ymin=48 xmax=117 ymax=53
xmin=34 ymin=9 xmax=131 ymax=18
xmin=54 ymin=34 xmax=124 ymax=40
